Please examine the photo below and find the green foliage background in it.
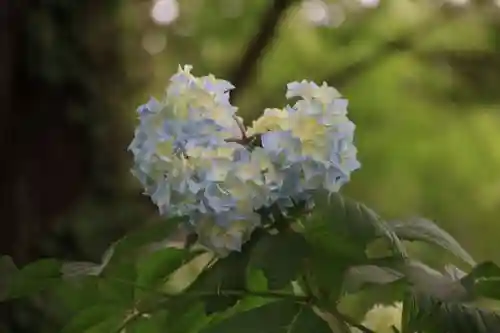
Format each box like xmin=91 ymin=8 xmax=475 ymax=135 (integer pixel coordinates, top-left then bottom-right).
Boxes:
xmin=3 ymin=0 xmax=500 ymax=332
xmin=125 ymin=0 xmax=500 ymax=264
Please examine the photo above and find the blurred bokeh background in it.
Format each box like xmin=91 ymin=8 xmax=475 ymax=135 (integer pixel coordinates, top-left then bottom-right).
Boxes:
xmin=1 ymin=0 xmax=500 ymax=331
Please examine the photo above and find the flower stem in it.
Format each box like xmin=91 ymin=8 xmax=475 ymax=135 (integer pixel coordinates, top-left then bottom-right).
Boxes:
xmin=330 ymin=307 xmax=375 ymax=333
xmin=105 ymin=275 xmax=309 ymax=302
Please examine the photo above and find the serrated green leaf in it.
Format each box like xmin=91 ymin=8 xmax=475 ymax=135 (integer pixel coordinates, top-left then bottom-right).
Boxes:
xmin=461 ymin=261 xmax=500 ymax=301
xmin=199 ymin=300 xmax=331 ymax=333
xmin=304 ymin=193 xmax=405 ymax=306
xmin=342 ymin=265 xmax=404 ymax=294
xmin=250 ymin=230 xmax=310 ymax=290
xmin=306 ymin=193 xmax=406 ymax=262
xmin=401 ymin=260 xmax=469 ymax=302
xmin=406 ymin=292 xmax=500 ymax=333
xmin=61 ymin=304 xmax=126 ymax=333
xmin=7 ymin=258 xmax=62 ymax=299
xmin=388 ymin=217 xmax=475 ymax=266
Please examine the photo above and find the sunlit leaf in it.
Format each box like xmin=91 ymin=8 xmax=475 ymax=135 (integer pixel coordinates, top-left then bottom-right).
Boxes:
xmin=400 ymin=260 xmax=469 ymax=302
xmin=342 ymin=265 xmax=404 ymax=294
xmin=135 ymin=248 xmax=203 ymax=298
xmin=388 ymin=217 xmax=475 ymax=266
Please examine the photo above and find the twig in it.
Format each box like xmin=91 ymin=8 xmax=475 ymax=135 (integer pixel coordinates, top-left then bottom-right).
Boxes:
xmin=232 ymin=115 xmax=247 ymax=139
xmin=228 ymin=0 xmax=299 ymax=102
xmin=325 ymin=8 xmax=467 ymax=88
xmin=108 ymin=274 xmax=310 ymax=332
xmin=330 ymin=307 xmax=375 ymax=333
xmin=107 ymin=275 xmax=309 ymax=301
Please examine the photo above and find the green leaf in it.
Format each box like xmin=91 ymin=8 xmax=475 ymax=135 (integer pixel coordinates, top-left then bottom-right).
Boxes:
xmin=338 ymin=258 xmax=408 ymax=320
xmin=461 ymin=261 xmax=500 ymax=301
xmin=388 ymin=217 xmax=475 ymax=266
xmin=338 ymin=278 xmax=407 ymax=322
xmin=125 ymin=310 xmax=169 ymax=333
xmin=400 ymin=260 xmax=469 ymax=302
xmin=463 ymin=261 xmax=500 ymax=281
xmin=187 ymin=250 xmax=250 ymax=314
xmin=99 ymin=260 xmax=137 ymax=304
xmin=108 ymin=218 xmax=185 ymax=265
xmin=306 ymin=193 xmax=406 ymax=262
xmin=52 ymin=275 xmax=102 ymax=313
xmin=250 ymin=230 xmax=310 ymax=290
xmin=405 ymin=292 xmax=500 ymax=333
xmin=199 ymin=300 xmax=331 ymax=333
xmin=61 ymin=304 xmax=126 ymax=333
xmin=186 ymin=229 xmax=267 ymax=314
xmin=0 ymin=256 xmax=18 ymax=301
xmin=475 ymin=279 xmax=500 ymax=301
xmin=246 ymin=268 xmax=268 ymax=291
xmin=342 ymin=265 xmax=404 ymax=294
xmin=83 ymin=314 xmax=128 ymax=333
xmin=7 ymin=258 xmax=62 ymax=299
xmin=305 ymin=248 xmax=351 ymax=306
xmin=304 ymin=193 xmax=405 ymax=306
xmin=164 ymin=301 xmax=211 ymax=333
xmin=135 ymin=248 xmax=202 ymax=298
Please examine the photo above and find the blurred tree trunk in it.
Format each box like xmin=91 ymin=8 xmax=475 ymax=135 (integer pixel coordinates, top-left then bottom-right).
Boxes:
xmin=0 ymin=0 xmax=132 ymax=265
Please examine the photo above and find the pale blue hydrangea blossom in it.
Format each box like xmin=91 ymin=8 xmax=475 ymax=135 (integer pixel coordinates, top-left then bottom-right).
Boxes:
xmin=247 ymin=80 xmax=361 ymax=207
xmin=129 ymin=65 xmax=264 ymax=255
xmin=129 ymin=66 xmax=361 ymax=256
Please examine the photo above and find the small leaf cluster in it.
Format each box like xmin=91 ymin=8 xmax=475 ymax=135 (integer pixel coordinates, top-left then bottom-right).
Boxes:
xmin=2 ymin=197 xmax=500 ymax=333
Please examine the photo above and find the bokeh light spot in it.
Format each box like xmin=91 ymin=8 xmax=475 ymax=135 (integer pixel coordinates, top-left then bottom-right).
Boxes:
xmin=151 ymin=0 xmax=179 ymax=25
xmin=142 ymin=32 xmax=167 ymax=55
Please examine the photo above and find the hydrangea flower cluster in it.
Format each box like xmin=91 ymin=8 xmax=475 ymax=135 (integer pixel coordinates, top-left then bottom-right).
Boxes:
xmin=129 ymin=65 xmax=360 ymax=256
